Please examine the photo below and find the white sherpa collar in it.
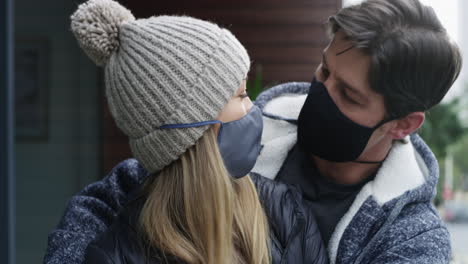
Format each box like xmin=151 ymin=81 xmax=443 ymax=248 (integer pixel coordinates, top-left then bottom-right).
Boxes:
xmin=328 ymin=138 xmax=427 ymax=263
xmin=251 ymin=94 xmax=307 ymax=178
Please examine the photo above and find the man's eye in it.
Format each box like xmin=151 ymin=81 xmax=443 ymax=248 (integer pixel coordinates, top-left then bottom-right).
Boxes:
xmin=321 ymin=67 xmax=330 ymax=77
xmin=341 ymin=89 xmax=360 ymax=105
xmin=240 ymin=92 xmax=249 ymax=99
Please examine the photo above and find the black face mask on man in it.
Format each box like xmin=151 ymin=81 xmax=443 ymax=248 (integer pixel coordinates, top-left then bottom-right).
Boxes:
xmin=297 ymin=78 xmax=390 ymax=164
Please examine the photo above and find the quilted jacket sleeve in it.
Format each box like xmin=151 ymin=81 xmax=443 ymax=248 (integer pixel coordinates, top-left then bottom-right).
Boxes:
xmin=43 ymin=159 xmax=148 ymax=264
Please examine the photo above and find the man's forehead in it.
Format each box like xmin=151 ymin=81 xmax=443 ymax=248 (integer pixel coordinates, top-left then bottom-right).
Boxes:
xmin=323 ymin=31 xmax=373 ymax=99
xmin=328 ymin=31 xmax=362 ymax=56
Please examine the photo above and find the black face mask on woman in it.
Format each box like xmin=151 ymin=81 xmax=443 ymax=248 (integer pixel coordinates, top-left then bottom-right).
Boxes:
xmin=297 ymin=78 xmax=390 ymax=163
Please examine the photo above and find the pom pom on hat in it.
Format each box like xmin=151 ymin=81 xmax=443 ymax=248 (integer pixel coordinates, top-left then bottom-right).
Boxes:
xmin=70 ymin=0 xmax=135 ymax=66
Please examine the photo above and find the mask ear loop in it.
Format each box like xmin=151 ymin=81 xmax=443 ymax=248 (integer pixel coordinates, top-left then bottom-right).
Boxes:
xmin=352 ymin=116 xmax=396 ymax=164
xmin=371 ymin=116 xmax=394 ymax=129
xmin=352 ymin=150 xmax=391 ymax=164
xmin=159 ymin=120 xmax=221 ymax=129
xmin=159 ymin=120 xmax=225 ymax=143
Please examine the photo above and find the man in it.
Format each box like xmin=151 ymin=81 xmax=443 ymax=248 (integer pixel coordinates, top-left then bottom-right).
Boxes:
xmin=44 ymin=0 xmax=461 ymax=263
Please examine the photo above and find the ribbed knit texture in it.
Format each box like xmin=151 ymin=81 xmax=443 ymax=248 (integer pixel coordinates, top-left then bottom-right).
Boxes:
xmin=71 ymin=0 xmax=250 ymax=173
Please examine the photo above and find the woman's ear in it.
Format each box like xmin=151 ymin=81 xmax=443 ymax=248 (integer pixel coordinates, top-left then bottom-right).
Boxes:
xmin=388 ymin=112 xmax=425 ymax=140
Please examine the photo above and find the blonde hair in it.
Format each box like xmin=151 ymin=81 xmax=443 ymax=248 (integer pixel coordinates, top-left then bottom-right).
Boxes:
xmin=139 ymin=126 xmax=270 ymax=264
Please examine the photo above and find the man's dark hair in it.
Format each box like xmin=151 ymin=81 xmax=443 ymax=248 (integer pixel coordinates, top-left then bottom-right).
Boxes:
xmin=328 ymin=0 xmax=462 ymax=119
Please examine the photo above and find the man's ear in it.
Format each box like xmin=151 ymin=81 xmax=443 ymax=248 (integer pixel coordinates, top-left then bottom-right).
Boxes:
xmin=388 ymin=112 xmax=425 ymax=140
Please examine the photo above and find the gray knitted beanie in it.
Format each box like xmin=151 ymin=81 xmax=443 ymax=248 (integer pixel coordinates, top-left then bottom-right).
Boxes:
xmin=70 ymin=0 xmax=250 ymax=173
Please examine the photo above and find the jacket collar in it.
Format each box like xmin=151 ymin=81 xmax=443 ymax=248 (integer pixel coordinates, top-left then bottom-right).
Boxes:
xmin=253 ymin=82 xmax=436 ymax=203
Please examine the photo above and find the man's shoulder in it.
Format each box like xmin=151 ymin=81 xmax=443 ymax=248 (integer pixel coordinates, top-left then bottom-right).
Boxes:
xmin=386 ymin=201 xmax=449 ymax=243
xmin=350 ymin=193 xmax=448 ymax=245
xmin=373 ymin=201 xmax=450 ymax=263
xmin=336 ymin=199 xmax=450 ymax=264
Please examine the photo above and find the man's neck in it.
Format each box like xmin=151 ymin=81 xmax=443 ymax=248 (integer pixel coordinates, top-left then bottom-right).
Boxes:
xmin=312 ymin=140 xmax=393 ymax=185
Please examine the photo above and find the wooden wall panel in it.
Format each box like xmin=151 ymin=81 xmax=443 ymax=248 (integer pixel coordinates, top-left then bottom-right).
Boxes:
xmin=102 ymin=0 xmax=341 ymax=174
xmin=232 ymin=26 xmax=328 ymax=45
xmin=185 ymin=7 xmax=336 ymax=25
xmin=124 ymin=0 xmax=339 ymax=10
xmin=247 ymin=45 xmax=322 ymax=64
xmin=119 ymin=0 xmax=339 ymax=83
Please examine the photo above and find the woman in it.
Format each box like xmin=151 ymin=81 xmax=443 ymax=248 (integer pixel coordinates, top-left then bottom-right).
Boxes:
xmin=70 ymin=0 xmax=327 ymax=263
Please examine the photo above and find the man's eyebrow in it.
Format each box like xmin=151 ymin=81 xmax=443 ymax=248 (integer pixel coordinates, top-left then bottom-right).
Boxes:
xmin=322 ymin=50 xmax=368 ymax=101
xmin=336 ymin=45 xmax=354 ymax=56
xmin=336 ymin=75 xmax=368 ymax=101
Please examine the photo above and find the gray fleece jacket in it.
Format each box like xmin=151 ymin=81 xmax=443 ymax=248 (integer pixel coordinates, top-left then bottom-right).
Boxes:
xmin=44 ymin=82 xmax=450 ymax=264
